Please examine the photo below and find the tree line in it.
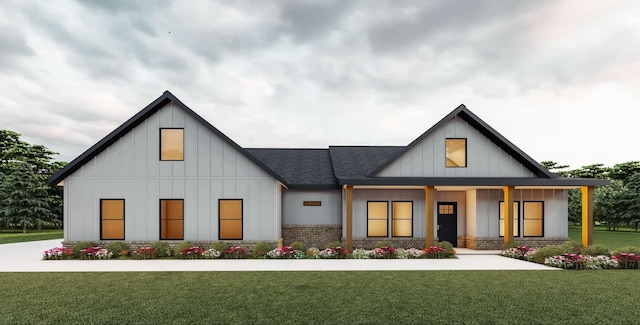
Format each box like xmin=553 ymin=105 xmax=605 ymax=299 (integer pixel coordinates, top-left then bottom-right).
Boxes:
xmin=0 ymin=130 xmax=64 ymax=233
xmin=542 ymin=161 xmax=640 ymax=231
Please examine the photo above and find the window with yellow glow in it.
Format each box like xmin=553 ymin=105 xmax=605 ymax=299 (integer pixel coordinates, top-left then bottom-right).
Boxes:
xmin=367 ymin=201 xmax=388 ymax=237
xmin=160 ymin=128 xmax=184 ymax=161
xmin=523 ymin=201 xmax=544 ymax=237
xmin=219 ymin=199 xmax=243 ymax=240
xmin=445 ymin=138 xmax=466 ymax=167
xmin=101 ymin=199 xmax=124 ymax=240
xmin=392 ymin=201 xmax=413 ymax=237
xmin=160 ymin=199 xmax=183 ymax=240
xmin=499 ymin=201 xmax=520 ymax=237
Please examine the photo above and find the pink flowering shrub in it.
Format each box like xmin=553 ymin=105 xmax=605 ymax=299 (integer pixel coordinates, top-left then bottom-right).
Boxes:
xmin=371 ymin=246 xmax=397 ymax=259
xmin=266 ymin=246 xmax=300 ymax=259
xmin=318 ymin=246 xmax=348 ymax=259
xmin=43 ymin=247 xmax=74 ymax=260
xmin=615 ymin=253 xmax=640 ymax=269
xmin=80 ymin=246 xmax=113 ymax=260
xmin=502 ymin=246 xmax=537 ymax=261
xmin=223 ymin=246 xmax=248 ymax=259
xmin=423 ymin=246 xmax=452 ymax=259
xmin=179 ymin=246 xmax=204 ymax=259
xmin=545 ymin=254 xmax=619 ymax=270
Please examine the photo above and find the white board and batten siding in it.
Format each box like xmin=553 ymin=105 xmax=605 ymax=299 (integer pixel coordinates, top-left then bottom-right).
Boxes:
xmin=63 ymin=102 xmax=280 ymax=242
xmin=473 ymin=189 xmax=568 ymax=238
xmin=376 ymin=116 xmax=536 ymax=178
xmin=282 ymin=190 xmax=342 ymax=225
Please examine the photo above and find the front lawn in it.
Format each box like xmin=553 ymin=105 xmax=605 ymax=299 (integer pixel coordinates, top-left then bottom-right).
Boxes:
xmin=0 ymin=229 xmax=63 ymax=244
xmin=2 ymin=271 xmax=640 ymax=324
xmin=569 ymin=225 xmax=640 ymax=249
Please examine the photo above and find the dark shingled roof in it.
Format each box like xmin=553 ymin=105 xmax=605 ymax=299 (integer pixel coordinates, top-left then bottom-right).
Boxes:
xmin=246 ymin=149 xmax=338 ymax=189
xmin=328 ymin=146 xmax=404 ymax=180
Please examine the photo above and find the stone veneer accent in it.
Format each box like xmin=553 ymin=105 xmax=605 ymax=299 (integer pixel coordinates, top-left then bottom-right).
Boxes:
xmin=460 ymin=236 xmax=569 ymax=250
xmin=62 ymin=240 xmax=277 ymax=251
xmin=282 ymin=224 xmax=342 ymax=248
xmin=346 ymin=238 xmax=435 ymax=250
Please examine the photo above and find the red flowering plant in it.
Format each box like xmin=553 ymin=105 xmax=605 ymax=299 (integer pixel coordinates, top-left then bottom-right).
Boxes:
xmin=133 ymin=247 xmax=158 ymax=260
xmin=266 ymin=246 xmax=298 ymax=259
xmin=223 ymin=245 xmax=249 ymax=259
xmin=179 ymin=246 xmax=205 ymax=259
xmin=42 ymin=247 xmax=74 ymax=260
xmin=423 ymin=246 xmax=448 ymax=259
xmin=614 ymin=253 xmax=640 ymax=269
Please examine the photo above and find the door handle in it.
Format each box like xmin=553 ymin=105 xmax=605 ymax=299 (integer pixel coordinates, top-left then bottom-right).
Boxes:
xmin=437 ymin=225 xmax=441 ymax=230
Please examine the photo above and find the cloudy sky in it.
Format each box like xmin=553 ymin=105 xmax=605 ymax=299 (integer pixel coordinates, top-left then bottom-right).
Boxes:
xmin=1 ymin=1 xmax=639 ymax=170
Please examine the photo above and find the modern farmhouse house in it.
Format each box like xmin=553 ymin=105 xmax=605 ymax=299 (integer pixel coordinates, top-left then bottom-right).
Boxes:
xmin=49 ymin=91 xmax=608 ymax=250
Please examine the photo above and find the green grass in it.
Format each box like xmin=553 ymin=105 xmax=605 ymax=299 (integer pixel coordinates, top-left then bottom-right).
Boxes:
xmin=569 ymin=225 xmax=640 ymax=249
xmin=0 ymin=229 xmax=63 ymax=244
xmin=1 ymin=271 xmax=640 ymax=324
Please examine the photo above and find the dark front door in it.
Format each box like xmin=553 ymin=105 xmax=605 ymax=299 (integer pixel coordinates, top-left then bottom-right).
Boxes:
xmin=437 ymin=202 xmax=457 ymax=247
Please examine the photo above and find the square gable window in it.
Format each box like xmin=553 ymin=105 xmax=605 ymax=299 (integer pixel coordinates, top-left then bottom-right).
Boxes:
xmin=446 ymin=138 xmax=466 ymax=167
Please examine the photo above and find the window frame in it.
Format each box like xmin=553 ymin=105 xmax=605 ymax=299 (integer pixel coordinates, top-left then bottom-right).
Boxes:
xmin=498 ymin=201 xmax=520 ymax=237
xmin=367 ymin=201 xmax=389 ymax=238
xmin=159 ymin=128 xmax=184 ymax=161
xmin=445 ymin=138 xmax=467 ymax=168
xmin=159 ymin=199 xmax=184 ymax=240
xmin=523 ymin=201 xmax=544 ymax=237
xmin=219 ymin=199 xmax=243 ymax=240
xmin=391 ymin=201 xmax=413 ymax=237
xmin=100 ymin=199 xmax=125 ymax=240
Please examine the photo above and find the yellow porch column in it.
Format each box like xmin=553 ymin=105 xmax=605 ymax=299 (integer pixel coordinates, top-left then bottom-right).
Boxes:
xmin=425 ymin=186 xmax=435 ymax=248
xmin=345 ymin=185 xmax=353 ymax=253
xmin=581 ymin=186 xmax=594 ymax=247
xmin=503 ymin=186 xmax=514 ymax=244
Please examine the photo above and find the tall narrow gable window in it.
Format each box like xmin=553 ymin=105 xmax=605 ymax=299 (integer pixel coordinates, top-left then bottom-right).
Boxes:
xmin=160 ymin=199 xmax=184 ymax=240
xmin=367 ymin=201 xmax=388 ymax=237
xmin=160 ymin=128 xmax=184 ymax=161
xmin=445 ymin=138 xmax=466 ymax=167
xmin=219 ymin=199 xmax=243 ymax=240
xmin=101 ymin=199 xmax=124 ymax=240
xmin=392 ymin=201 xmax=413 ymax=237
xmin=523 ymin=201 xmax=544 ymax=237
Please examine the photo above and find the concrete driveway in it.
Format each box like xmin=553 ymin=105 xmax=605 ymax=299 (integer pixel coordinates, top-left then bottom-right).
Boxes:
xmin=0 ymin=239 xmax=559 ymax=272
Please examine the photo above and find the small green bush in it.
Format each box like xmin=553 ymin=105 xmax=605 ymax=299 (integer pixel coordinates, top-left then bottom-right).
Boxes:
xmin=252 ymin=241 xmax=273 ymax=258
xmin=559 ymin=240 xmax=583 ymax=253
xmin=106 ymin=242 xmax=130 ymax=258
xmin=612 ymin=246 xmax=640 ymax=255
xmin=502 ymin=241 xmax=524 ymax=250
xmin=325 ymin=241 xmax=344 ymax=249
xmin=211 ymin=242 xmax=230 ymax=253
xmin=532 ymin=245 xmax=572 ymax=264
xmin=290 ymin=241 xmax=307 ymax=253
xmin=581 ymin=244 xmax=610 ymax=256
xmin=434 ymin=241 xmax=456 ymax=257
xmin=151 ymin=241 xmax=172 ymax=257
xmin=72 ymin=241 xmax=94 ymax=258
xmin=375 ymin=241 xmax=393 ymax=248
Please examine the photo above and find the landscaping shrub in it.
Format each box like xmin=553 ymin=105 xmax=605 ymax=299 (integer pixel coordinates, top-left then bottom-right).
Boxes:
xmin=106 ymin=242 xmax=130 ymax=258
xmin=42 ymin=247 xmax=74 ymax=260
xmin=502 ymin=241 xmax=524 ymax=250
xmin=614 ymin=253 xmax=640 ymax=269
xmin=211 ymin=242 xmax=229 ymax=253
xmin=325 ymin=241 xmax=344 ymax=249
xmin=266 ymin=246 xmax=298 ymax=259
xmin=291 ymin=241 xmax=307 ymax=253
xmin=151 ymin=241 xmax=172 ymax=257
xmin=559 ymin=240 xmax=583 ymax=253
xmin=375 ymin=241 xmax=392 ymax=249
xmin=434 ymin=241 xmax=456 ymax=257
xmin=371 ymin=246 xmax=396 ymax=259
xmin=72 ymin=241 xmax=94 ymax=258
xmin=223 ymin=246 xmax=249 ymax=259
xmin=252 ymin=241 xmax=273 ymax=258
xmin=133 ymin=246 xmax=158 ymax=260
xmin=532 ymin=245 xmax=572 ymax=264
xmin=581 ymin=244 xmax=610 ymax=257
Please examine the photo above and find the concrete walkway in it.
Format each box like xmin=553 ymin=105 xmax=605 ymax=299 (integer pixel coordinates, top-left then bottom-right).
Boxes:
xmin=0 ymin=239 xmax=559 ymax=272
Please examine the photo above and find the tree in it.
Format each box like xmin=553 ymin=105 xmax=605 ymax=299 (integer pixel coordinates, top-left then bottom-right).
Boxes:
xmin=540 ymin=161 xmax=570 ymax=176
xmin=0 ymin=130 xmax=63 ymax=232
xmin=609 ymin=161 xmax=640 ymax=184
xmin=0 ymin=162 xmax=51 ymax=233
xmin=565 ymin=163 xmax=610 ymax=179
